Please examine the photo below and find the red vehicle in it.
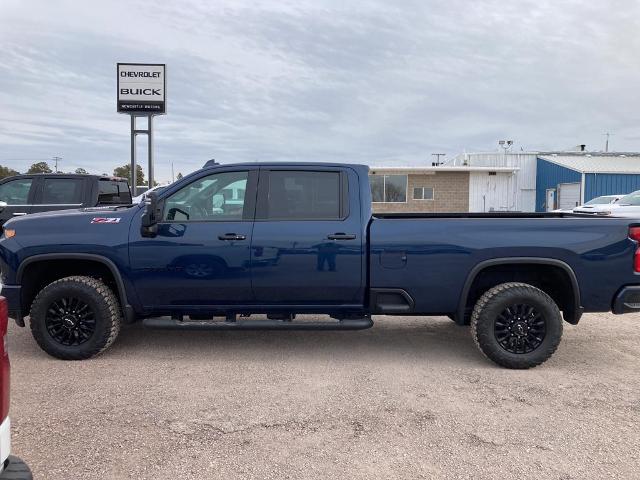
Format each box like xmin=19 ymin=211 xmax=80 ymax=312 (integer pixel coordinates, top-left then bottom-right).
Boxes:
xmin=0 ymin=297 xmax=31 ymax=479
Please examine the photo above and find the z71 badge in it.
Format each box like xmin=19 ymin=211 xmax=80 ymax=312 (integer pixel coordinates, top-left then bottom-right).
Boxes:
xmin=91 ymin=217 xmax=121 ymax=224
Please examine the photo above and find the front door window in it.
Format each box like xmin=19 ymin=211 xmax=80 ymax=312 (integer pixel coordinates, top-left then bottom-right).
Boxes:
xmin=164 ymin=171 xmax=248 ymax=221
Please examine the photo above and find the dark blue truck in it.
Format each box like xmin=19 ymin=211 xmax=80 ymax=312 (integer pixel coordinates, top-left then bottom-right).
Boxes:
xmin=0 ymin=162 xmax=639 ymax=369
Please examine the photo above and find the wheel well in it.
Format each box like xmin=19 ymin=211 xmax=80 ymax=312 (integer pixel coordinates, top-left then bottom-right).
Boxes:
xmin=463 ymin=263 xmax=579 ymax=324
xmin=20 ymin=259 xmax=122 ymax=315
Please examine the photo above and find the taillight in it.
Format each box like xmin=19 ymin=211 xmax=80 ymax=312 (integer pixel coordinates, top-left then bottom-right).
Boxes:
xmin=629 ymin=227 xmax=640 ymax=272
xmin=0 ymin=297 xmax=8 ymax=422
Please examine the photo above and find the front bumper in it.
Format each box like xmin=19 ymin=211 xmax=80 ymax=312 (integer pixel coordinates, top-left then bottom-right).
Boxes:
xmin=613 ymin=286 xmax=640 ymax=314
xmin=0 ymin=286 xmax=22 ymax=326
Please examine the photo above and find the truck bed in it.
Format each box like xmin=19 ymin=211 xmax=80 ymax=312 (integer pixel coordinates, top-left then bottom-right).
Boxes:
xmin=368 ymin=214 xmax=637 ymax=319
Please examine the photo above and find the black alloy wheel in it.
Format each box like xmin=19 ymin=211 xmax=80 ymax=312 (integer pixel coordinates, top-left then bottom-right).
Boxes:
xmin=45 ymin=297 xmax=96 ymax=346
xmin=494 ymin=303 xmax=546 ymax=354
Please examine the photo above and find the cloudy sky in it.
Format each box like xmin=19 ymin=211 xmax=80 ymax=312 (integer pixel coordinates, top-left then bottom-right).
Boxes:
xmin=1 ymin=0 xmax=639 ymax=182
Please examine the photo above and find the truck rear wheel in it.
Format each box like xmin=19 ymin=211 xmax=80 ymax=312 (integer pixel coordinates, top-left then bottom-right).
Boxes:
xmin=470 ymin=282 xmax=562 ymax=369
xmin=29 ymin=276 xmax=121 ymax=360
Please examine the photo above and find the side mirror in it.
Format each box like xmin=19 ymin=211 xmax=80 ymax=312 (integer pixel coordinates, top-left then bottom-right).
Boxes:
xmin=140 ymin=192 xmax=161 ymax=237
xmin=0 ymin=201 xmax=6 ymax=213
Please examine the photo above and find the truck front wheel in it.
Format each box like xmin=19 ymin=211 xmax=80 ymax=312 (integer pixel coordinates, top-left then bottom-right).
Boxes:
xmin=470 ymin=282 xmax=562 ymax=369
xmin=29 ymin=276 xmax=122 ymax=360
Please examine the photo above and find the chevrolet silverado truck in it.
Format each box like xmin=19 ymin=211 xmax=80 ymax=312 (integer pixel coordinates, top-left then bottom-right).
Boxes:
xmin=0 ymin=162 xmax=639 ymax=369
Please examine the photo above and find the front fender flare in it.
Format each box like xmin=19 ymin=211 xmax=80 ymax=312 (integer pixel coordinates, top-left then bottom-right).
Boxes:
xmin=16 ymin=253 xmax=136 ymax=323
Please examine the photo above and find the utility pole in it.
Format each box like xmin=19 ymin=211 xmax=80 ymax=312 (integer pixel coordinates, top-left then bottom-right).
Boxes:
xmin=602 ymin=132 xmax=614 ymax=152
xmin=171 ymin=161 xmax=175 ymax=182
xmin=52 ymin=156 xmax=62 ymax=173
xmin=431 ymin=153 xmax=446 ymax=166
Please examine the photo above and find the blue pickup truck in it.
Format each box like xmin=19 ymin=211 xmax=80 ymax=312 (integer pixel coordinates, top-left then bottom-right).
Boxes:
xmin=0 ymin=162 xmax=639 ymax=369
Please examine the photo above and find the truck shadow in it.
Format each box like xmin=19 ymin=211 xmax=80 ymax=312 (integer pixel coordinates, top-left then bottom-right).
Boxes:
xmin=107 ymin=316 xmax=487 ymax=366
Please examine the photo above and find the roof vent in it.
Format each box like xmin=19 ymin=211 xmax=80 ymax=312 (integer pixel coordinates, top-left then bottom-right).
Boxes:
xmin=586 ymin=154 xmax=592 ymax=157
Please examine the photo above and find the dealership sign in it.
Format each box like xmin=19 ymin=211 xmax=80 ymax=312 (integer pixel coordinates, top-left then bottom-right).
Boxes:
xmin=117 ymin=63 xmax=166 ymax=114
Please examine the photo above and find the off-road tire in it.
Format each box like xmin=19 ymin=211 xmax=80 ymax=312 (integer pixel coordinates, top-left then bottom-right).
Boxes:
xmin=470 ymin=282 xmax=563 ymax=369
xmin=29 ymin=276 xmax=121 ymax=360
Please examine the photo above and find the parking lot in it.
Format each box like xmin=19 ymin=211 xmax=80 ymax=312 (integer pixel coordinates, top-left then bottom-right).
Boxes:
xmin=8 ymin=312 xmax=640 ymax=480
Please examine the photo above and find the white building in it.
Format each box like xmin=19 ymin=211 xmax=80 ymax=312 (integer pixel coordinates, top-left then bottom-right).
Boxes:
xmin=451 ymin=152 xmax=539 ymax=212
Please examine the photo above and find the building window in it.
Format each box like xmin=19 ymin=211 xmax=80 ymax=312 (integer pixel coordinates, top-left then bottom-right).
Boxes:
xmin=413 ymin=187 xmax=434 ymax=200
xmin=370 ymin=175 xmax=407 ymax=203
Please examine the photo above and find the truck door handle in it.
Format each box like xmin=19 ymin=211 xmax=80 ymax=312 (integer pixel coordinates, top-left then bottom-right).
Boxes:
xmin=12 ymin=213 xmax=27 ymax=216
xmin=218 ymin=233 xmax=246 ymax=241
xmin=327 ymin=233 xmax=356 ymax=240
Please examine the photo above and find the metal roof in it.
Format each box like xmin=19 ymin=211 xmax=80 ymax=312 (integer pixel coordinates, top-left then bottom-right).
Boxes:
xmin=538 ymin=154 xmax=640 ymax=174
xmin=369 ymin=166 xmax=518 ymax=173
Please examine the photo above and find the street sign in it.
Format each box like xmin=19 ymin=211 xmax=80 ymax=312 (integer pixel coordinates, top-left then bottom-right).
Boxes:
xmin=117 ymin=63 xmax=166 ymax=114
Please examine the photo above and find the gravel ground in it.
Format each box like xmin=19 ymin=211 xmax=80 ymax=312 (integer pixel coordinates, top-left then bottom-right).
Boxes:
xmin=7 ymin=313 xmax=640 ymax=479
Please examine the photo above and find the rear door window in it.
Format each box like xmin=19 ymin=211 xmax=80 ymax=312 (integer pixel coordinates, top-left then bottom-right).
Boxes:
xmin=40 ymin=178 xmax=84 ymax=205
xmin=265 ymin=171 xmax=342 ymax=220
xmin=98 ymin=180 xmax=132 ymax=204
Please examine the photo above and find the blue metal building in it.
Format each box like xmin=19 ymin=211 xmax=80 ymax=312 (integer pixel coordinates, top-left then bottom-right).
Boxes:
xmin=536 ymin=154 xmax=640 ymax=211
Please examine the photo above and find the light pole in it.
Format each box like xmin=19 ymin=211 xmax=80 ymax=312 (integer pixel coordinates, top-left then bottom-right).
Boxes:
xmin=498 ymin=140 xmax=514 ymax=211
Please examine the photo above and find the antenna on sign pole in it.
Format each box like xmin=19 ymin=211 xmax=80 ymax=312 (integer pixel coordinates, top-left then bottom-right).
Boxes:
xmin=117 ymin=63 xmax=166 ymax=196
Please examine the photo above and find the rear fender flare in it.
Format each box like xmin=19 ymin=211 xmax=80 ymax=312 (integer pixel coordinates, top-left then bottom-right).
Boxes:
xmin=456 ymin=257 xmax=582 ymax=325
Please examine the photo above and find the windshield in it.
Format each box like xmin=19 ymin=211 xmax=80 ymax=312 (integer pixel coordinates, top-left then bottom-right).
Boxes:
xmin=618 ymin=191 xmax=640 ymax=206
xmin=585 ymin=196 xmax=616 ymax=205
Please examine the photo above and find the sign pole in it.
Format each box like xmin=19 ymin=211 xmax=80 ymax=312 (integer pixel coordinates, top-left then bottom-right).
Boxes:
xmin=130 ymin=115 xmax=137 ymax=197
xmin=117 ymin=63 xmax=165 ymax=195
xmin=147 ymin=115 xmax=154 ymax=189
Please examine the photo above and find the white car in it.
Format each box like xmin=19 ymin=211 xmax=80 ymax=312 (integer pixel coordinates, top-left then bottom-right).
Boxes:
xmin=132 ymin=185 xmax=166 ymax=204
xmin=583 ymin=191 xmax=640 ymax=218
xmin=573 ymin=194 xmax=624 ymax=214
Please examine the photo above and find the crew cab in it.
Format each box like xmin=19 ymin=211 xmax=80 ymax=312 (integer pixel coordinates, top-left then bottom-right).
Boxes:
xmin=0 ymin=162 xmax=639 ymax=369
xmin=0 ymin=174 xmax=132 ymax=226
xmin=0 ymin=298 xmax=32 ymax=479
